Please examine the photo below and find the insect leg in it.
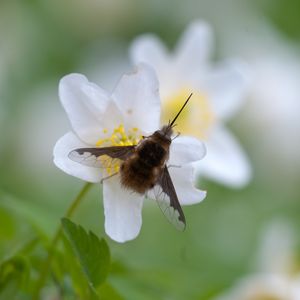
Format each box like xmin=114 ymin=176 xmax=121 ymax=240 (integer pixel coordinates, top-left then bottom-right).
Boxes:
xmin=167 ymin=164 xmax=181 ymax=169
xmin=171 ymin=132 xmax=181 ymax=141
xmin=100 ymin=172 xmax=119 ymax=184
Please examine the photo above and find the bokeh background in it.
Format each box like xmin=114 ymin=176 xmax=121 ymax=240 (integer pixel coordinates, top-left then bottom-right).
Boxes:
xmin=1 ymin=0 xmax=300 ymax=299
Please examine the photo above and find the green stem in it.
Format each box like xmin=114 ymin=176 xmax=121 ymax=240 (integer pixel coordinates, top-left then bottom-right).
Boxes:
xmin=33 ymin=182 xmax=93 ymax=300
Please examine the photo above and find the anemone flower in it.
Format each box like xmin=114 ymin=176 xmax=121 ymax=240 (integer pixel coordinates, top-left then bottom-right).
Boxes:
xmin=130 ymin=20 xmax=251 ymax=188
xmin=54 ymin=64 xmax=206 ymax=242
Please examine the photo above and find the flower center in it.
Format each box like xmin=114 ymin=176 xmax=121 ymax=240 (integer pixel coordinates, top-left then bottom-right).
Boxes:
xmin=96 ymin=124 xmax=142 ymax=175
xmin=162 ymin=88 xmax=215 ymax=140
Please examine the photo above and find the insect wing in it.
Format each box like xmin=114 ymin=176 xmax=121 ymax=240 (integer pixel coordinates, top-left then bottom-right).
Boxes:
xmin=152 ymin=166 xmax=186 ymax=231
xmin=68 ymin=146 xmax=135 ymax=168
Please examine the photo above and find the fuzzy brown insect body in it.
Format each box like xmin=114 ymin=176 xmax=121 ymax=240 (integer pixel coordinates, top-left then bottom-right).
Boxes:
xmin=120 ymin=126 xmax=172 ymax=194
xmin=68 ymin=94 xmax=193 ymax=230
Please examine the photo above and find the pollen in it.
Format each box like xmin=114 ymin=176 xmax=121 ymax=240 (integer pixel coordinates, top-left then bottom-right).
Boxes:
xmin=162 ymin=88 xmax=215 ymax=140
xmin=96 ymin=124 xmax=142 ymax=175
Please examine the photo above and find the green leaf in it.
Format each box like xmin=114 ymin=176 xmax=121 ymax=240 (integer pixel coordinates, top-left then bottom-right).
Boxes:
xmin=0 ymin=207 xmax=16 ymax=240
xmin=61 ymin=218 xmax=110 ymax=289
xmin=0 ymin=256 xmax=29 ymax=300
xmin=62 ymin=235 xmax=94 ymax=299
xmin=97 ymin=282 xmax=124 ymax=300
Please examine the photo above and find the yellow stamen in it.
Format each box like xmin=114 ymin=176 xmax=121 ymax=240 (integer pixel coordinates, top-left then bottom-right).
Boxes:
xmin=96 ymin=124 xmax=142 ymax=176
xmin=162 ymin=88 xmax=215 ymax=140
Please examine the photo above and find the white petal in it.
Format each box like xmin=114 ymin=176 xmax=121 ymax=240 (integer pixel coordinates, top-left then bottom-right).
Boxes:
xmin=112 ymin=64 xmax=161 ymax=134
xmin=215 ymin=274 xmax=290 ymax=300
xmin=291 ymin=276 xmax=300 ymax=300
xmin=174 ymin=20 xmax=213 ymax=74
xmin=256 ymin=222 xmax=295 ymax=274
xmin=59 ymin=74 xmax=110 ymax=144
xmin=53 ymin=132 xmax=103 ymax=182
xmin=103 ymin=176 xmax=144 ymax=243
xmin=169 ymin=136 xmax=206 ymax=166
xmin=196 ymin=127 xmax=251 ymax=188
xmin=203 ymin=60 xmax=249 ymax=120
xmin=169 ymin=164 xmax=206 ymax=205
xmin=130 ymin=34 xmax=169 ymax=71
xmin=96 ymin=98 xmax=123 ymax=134
xmin=130 ymin=35 xmax=175 ymax=98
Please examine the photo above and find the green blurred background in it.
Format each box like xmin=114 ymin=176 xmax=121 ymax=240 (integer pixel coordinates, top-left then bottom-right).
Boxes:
xmin=1 ymin=0 xmax=300 ymax=299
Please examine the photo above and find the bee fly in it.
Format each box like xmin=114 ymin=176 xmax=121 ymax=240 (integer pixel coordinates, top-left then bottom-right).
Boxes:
xmin=69 ymin=93 xmax=193 ymax=230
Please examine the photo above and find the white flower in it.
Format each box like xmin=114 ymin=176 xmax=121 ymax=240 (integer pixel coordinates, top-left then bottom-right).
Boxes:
xmin=214 ymin=222 xmax=300 ymax=300
xmin=130 ymin=20 xmax=251 ymax=188
xmin=215 ymin=274 xmax=300 ymax=300
xmin=223 ymin=23 xmax=300 ymax=177
xmin=53 ymin=64 xmax=206 ymax=243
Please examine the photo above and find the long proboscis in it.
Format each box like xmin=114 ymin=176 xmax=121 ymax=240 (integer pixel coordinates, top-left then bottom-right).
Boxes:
xmin=169 ymin=93 xmax=193 ymax=127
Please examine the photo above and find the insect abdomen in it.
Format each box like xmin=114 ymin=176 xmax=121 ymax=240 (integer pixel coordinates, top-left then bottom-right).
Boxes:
xmin=120 ymin=141 xmax=168 ymax=194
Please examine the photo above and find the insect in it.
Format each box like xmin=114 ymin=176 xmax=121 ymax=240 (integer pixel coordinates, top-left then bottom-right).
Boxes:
xmin=68 ymin=93 xmax=193 ymax=231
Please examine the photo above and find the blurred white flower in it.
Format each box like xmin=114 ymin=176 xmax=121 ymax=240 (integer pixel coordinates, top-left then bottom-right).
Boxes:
xmin=216 ymin=274 xmax=300 ymax=300
xmin=130 ymin=20 xmax=251 ymax=188
xmin=214 ymin=222 xmax=300 ymax=300
xmin=53 ymin=64 xmax=206 ymax=243
xmin=221 ymin=21 xmax=300 ymax=178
